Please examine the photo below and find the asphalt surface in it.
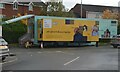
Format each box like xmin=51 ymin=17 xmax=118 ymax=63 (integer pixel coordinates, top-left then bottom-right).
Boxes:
xmin=1 ymin=45 xmax=118 ymax=70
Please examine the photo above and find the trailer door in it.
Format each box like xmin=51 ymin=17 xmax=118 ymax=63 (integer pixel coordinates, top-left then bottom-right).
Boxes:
xmin=37 ymin=19 xmax=43 ymax=41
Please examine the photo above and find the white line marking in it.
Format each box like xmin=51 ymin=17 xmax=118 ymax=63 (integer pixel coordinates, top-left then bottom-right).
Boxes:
xmin=64 ymin=57 xmax=80 ymax=66
xmin=56 ymin=51 xmax=74 ymax=55
xmin=37 ymin=52 xmax=42 ymax=53
xmin=1 ymin=58 xmax=18 ymax=64
xmin=61 ymin=52 xmax=74 ymax=55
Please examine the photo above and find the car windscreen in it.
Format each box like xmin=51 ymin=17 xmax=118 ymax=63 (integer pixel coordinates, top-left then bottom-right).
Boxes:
xmin=0 ymin=38 xmax=8 ymax=45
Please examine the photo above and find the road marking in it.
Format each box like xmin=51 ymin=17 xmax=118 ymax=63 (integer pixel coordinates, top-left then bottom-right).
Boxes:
xmin=64 ymin=57 xmax=80 ymax=66
xmin=56 ymin=51 xmax=74 ymax=55
xmin=0 ymin=58 xmax=18 ymax=65
xmin=61 ymin=52 xmax=74 ymax=55
xmin=37 ymin=52 xmax=42 ymax=53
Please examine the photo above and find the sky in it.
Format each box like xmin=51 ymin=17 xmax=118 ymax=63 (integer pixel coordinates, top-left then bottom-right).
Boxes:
xmin=63 ymin=0 xmax=120 ymax=10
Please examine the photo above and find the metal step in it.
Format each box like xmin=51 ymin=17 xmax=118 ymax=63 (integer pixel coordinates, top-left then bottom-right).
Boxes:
xmin=18 ymin=33 xmax=32 ymax=46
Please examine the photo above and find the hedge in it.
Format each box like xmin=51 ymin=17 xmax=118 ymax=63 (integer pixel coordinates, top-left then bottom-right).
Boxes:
xmin=2 ymin=21 xmax=27 ymax=44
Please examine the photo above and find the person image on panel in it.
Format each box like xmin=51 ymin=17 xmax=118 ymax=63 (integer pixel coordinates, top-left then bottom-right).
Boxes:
xmin=73 ymin=27 xmax=83 ymax=41
xmin=83 ymin=25 xmax=87 ymax=31
xmin=92 ymin=24 xmax=99 ymax=36
xmin=104 ymin=29 xmax=110 ymax=38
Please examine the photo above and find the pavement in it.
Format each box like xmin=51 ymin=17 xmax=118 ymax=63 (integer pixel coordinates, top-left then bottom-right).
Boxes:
xmin=1 ymin=45 xmax=119 ymax=70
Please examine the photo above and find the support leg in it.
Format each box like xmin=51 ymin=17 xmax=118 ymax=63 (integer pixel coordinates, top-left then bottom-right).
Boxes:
xmin=96 ymin=41 xmax=98 ymax=47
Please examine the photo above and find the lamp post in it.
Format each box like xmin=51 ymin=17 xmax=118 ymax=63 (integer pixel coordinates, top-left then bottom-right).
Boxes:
xmin=81 ymin=0 xmax=82 ymax=18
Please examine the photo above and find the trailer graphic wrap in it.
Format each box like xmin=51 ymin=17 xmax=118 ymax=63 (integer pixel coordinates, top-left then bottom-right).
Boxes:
xmin=37 ymin=18 xmax=99 ymax=42
xmin=43 ymin=19 xmax=52 ymax=28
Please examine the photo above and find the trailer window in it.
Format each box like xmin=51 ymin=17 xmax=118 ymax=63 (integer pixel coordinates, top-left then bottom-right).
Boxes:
xmin=111 ymin=21 xmax=116 ymax=23
xmin=96 ymin=21 xmax=99 ymax=25
xmin=65 ymin=19 xmax=74 ymax=24
xmin=111 ymin=21 xmax=117 ymax=26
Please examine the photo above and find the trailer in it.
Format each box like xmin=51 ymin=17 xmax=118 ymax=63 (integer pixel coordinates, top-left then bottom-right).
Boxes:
xmin=1 ymin=15 xmax=118 ymax=48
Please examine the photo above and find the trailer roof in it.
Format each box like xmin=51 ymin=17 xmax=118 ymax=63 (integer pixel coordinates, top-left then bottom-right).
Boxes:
xmin=35 ymin=16 xmax=118 ymax=21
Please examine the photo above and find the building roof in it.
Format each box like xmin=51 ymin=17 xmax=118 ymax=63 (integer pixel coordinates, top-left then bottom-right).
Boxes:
xmin=19 ymin=2 xmax=46 ymax=7
xmin=0 ymin=0 xmax=46 ymax=7
xmin=70 ymin=4 xmax=120 ymax=13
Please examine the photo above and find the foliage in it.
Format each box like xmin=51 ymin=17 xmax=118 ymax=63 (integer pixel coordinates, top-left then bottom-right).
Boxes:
xmin=102 ymin=9 xmax=118 ymax=19
xmin=40 ymin=0 xmax=75 ymax=17
xmin=17 ymin=13 xmax=28 ymax=25
xmin=2 ymin=19 xmax=27 ymax=43
xmin=46 ymin=1 xmax=65 ymax=12
xmin=39 ymin=5 xmax=47 ymax=16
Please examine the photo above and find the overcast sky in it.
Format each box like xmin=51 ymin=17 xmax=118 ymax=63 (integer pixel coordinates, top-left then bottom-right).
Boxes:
xmin=63 ymin=0 xmax=120 ymax=10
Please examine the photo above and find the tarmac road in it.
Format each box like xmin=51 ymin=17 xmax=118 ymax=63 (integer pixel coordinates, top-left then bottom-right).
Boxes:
xmin=1 ymin=45 xmax=118 ymax=70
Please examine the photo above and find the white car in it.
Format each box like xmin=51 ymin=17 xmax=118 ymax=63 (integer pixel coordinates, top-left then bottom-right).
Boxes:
xmin=111 ymin=35 xmax=120 ymax=48
xmin=0 ymin=38 xmax=9 ymax=61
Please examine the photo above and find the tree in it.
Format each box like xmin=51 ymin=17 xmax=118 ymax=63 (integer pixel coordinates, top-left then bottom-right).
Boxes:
xmin=17 ymin=13 xmax=28 ymax=25
xmin=40 ymin=0 xmax=75 ymax=17
xmin=102 ymin=9 xmax=118 ymax=19
xmin=39 ymin=5 xmax=48 ymax=16
xmin=2 ymin=18 xmax=27 ymax=43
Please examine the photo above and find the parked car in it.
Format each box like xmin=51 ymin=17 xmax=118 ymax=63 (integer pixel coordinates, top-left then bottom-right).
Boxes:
xmin=111 ymin=35 xmax=120 ymax=48
xmin=0 ymin=38 xmax=9 ymax=61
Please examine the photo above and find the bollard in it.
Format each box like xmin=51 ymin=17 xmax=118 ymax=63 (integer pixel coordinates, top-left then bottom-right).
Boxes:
xmin=41 ymin=42 xmax=43 ymax=49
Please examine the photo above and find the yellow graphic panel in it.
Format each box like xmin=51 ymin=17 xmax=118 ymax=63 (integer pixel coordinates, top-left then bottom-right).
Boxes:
xmin=37 ymin=18 xmax=99 ymax=42
xmin=83 ymin=31 xmax=91 ymax=36
xmin=87 ymin=36 xmax=99 ymax=41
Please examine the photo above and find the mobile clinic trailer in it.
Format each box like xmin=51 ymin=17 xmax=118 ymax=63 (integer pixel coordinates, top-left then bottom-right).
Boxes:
xmin=1 ymin=15 xmax=118 ymax=48
xmin=33 ymin=16 xmax=118 ymax=48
